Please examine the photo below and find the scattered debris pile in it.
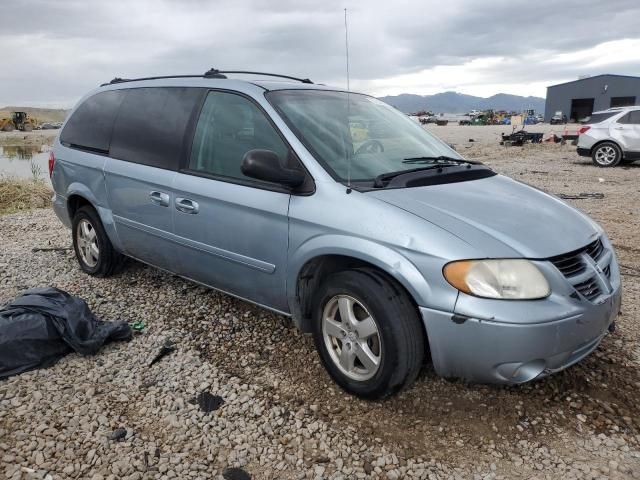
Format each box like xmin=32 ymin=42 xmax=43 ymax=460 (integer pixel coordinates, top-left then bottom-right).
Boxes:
xmin=0 ymin=287 xmax=132 ymax=379
xmin=500 ymin=129 xmax=544 ymax=146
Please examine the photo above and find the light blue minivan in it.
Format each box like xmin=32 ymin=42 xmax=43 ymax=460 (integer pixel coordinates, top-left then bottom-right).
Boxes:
xmin=51 ymin=70 xmax=621 ymax=398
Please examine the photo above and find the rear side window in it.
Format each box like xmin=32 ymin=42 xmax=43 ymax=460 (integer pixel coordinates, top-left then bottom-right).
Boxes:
xmin=584 ymin=112 xmax=616 ymax=124
xmin=60 ymin=90 xmax=125 ymax=153
xmin=110 ymin=87 xmax=203 ymax=170
xmin=618 ymin=111 xmax=640 ymax=125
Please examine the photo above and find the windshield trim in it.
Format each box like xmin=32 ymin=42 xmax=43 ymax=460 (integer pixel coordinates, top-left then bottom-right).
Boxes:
xmin=264 ymin=88 xmax=466 ymax=189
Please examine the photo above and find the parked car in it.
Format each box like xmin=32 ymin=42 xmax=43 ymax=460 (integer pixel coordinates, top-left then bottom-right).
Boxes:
xmin=577 ymin=107 xmax=640 ymax=167
xmin=550 ymin=111 xmax=568 ymax=125
xmin=50 ymin=71 xmax=621 ymax=399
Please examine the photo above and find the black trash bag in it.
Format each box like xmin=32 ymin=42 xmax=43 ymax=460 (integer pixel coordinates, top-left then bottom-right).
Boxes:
xmin=0 ymin=287 xmax=132 ymax=379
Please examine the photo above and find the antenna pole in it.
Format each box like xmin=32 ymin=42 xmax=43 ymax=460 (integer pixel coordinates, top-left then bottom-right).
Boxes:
xmin=344 ymin=8 xmax=350 ymax=92
xmin=344 ymin=8 xmax=352 ymax=192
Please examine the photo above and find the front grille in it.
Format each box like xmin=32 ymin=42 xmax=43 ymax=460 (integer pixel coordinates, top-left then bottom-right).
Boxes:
xmin=573 ymin=277 xmax=601 ymax=301
xmin=585 ymin=238 xmax=604 ymax=261
xmin=549 ymin=238 xmax=604 ymax=278
xmin=549 ymin=237 xmax=611 ymax=303
xmin=550 ymin=254 xmax=586 ymax=277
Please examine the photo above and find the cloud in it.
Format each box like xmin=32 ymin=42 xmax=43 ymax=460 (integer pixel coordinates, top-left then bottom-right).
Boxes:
xmin=1 ymin=0 xmax=639 ymax=106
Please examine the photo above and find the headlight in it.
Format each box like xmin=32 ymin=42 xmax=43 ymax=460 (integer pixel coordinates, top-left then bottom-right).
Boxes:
xmin=443 ymin=259 xmax=550 ymax=300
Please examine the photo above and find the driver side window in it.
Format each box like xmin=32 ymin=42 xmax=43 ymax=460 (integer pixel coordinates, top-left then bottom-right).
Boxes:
xmin=189 ymin=91 xmax=289 ymax=181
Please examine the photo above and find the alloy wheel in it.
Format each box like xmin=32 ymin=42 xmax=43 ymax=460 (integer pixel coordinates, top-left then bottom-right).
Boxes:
xmin=76 ymin=219 xmax=100 ymax=268
xmin=322 ymin=295 xmax=382 ymax=381
xmin=595 ymin=145 xmax=617 ymax=166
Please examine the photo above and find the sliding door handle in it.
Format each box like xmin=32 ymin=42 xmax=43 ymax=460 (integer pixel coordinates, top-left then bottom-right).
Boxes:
xmin=175 ymin=197 xmax=199 ymax=214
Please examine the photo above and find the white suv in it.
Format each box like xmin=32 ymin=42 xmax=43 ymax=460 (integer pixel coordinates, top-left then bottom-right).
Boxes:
xmin=577 ymin=107 xmax=640 ymax=167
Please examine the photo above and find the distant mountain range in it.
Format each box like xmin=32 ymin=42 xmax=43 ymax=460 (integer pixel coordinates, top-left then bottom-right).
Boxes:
xmin=378 ymin=92 xmax=545 ymax=114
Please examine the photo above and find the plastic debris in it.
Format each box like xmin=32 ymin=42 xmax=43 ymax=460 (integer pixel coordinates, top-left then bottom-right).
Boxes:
xmin=149 ymin=338 xmax=176 ymax=366
xmin=556 ymin=193 xmax=605 ymax=200
xmin=109 ymin=428 xmax=127 ymax=441
xmin=223 ymin=467 xmax=251 ymax=480
xmin=0 ymin=288 xmax=132 ymax=379
xmin=196 ymin=392 xmax=224 ymax=413
xmin=129 ymin=320 xmax=146 ymax=332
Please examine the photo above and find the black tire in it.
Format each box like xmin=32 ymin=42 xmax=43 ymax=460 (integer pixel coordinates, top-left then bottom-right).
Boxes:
xmin=591 ymin=142 xmax=622 ymax=167
xmin=72 ymin=206 xmax=122 ymax=277
xmin=2 ymin=123 xmax=14 ymax=132
xmin=311 ymin=268 xmax=425 ymax=399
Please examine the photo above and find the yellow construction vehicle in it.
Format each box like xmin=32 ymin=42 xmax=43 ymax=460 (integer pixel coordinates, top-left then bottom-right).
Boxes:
xmin=0 ymin=112 xmax=37 ymax=132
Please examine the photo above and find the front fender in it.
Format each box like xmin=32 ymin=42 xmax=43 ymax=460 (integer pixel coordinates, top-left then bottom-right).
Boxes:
xmin=287 ymin=234 xmax=433 ymax=316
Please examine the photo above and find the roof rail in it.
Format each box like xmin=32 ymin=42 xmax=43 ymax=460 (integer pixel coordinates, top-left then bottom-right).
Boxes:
xmin=207 ymin=69 xmax=313 ymax=84
xmin=101 ymin=68 xmax=313 ymax=87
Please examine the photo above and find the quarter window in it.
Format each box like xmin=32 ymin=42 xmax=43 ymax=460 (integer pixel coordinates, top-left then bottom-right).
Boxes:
xmin=60 ymin=90 xmax=126 ymax=153
xmin=188 ymin=91 xmax=289 ymax=181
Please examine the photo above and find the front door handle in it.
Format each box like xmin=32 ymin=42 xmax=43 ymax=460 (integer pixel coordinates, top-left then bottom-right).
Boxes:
xmin=175 ymin=197 xmax=199 ymax=214
xmin=149 ymin=191 xmax=170 ymax=207
xmin=613 ymin=126 xmax=625 ymax=130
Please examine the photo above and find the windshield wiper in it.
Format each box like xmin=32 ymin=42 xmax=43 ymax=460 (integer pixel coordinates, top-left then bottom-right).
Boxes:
xmin=402 ymin=156 xmax=476 ymax=164
xmin=373 ymin=165 xmax=450 ymax=188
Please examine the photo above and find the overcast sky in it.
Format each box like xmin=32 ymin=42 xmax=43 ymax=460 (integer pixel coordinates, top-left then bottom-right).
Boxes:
xmin=2 ymin=0 xmax=639 ymax=107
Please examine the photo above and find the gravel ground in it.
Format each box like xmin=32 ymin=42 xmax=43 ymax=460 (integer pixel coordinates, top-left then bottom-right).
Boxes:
xmin=1 ymin=127 xmax=640 ymax=479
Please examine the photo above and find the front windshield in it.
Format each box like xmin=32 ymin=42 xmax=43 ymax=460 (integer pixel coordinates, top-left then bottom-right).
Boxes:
xmin=266 ymin=90 xmax=463 ymax=182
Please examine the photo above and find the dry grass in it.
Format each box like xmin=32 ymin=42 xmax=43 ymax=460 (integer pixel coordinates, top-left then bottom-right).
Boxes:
xmin=0 ymin=177 xmax=51 ymax=215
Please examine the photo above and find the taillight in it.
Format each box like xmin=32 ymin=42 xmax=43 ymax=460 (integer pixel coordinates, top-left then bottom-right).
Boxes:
xmin=48 ymin=151 xmax=55 ymax=178
xmin=578 ymin=126 xmax=591 ymax=135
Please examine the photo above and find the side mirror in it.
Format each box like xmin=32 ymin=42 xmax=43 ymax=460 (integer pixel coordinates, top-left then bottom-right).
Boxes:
xmin=241 ymin=149 xmax=305 ymax=188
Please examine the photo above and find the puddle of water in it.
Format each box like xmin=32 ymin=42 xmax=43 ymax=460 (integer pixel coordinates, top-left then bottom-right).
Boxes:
xmin=0 ymin=145 xmax=51 ymax=182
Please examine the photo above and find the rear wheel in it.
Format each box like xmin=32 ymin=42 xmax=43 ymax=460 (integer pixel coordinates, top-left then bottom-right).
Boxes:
xmin=72 ymin=206 xmax=122 ymax=277
xmin=312 ymin=268 xmax=425 ymax=399
xmin=592 ymin=142 xmax=622 ymax=167
xmin=23 ymin=124 xmax=33 ymax=132
xmin=2 ymin=123 xmax=14 ymax=132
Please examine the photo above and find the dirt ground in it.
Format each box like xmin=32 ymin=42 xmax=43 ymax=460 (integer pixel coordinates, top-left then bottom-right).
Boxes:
xmin=0 ymin=130 xmax=57 ymax=147
xmin=1 ymin=125 xmax=639 ymax=479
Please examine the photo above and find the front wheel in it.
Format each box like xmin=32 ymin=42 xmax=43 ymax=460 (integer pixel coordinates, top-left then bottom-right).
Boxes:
xmin=592 ymin=142 xmax=622 ymax=167
xmin=312 ymin=268 xmax=425 ymax=399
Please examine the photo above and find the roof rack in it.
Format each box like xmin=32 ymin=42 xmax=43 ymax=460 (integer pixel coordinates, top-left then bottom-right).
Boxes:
xmin=101 ymin=68 xmax=313 ymax=87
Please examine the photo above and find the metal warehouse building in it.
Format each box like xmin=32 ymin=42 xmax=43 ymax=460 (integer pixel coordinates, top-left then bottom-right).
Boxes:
xmin=545 ymin=74 xmax=640 ymax=122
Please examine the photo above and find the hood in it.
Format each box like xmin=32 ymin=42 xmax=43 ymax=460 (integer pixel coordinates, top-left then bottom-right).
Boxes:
xmin=368 ymin=174 xmax=600 ymax=258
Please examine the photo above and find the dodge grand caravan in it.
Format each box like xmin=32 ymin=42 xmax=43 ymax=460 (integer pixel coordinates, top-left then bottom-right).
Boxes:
xmin=51 ymin=69 xmax=621 ymax=399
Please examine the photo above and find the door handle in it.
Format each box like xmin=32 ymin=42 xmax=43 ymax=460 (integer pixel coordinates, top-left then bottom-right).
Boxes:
xmin=175 ymin=197 xmax=199 ymax=214
xmin=149 ymin=191 xmax=170 ymax=207
xmin=613 ymin=126 xmax=625 ymax=130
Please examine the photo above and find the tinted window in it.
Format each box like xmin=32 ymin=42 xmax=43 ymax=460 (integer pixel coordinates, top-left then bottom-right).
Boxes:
xmin=188 ymin=91 xmax=289 ymax=181
xmin=618 ymin=111 xmax=640 ymax=125
xmin=583 ymin=112 xmax=616 ymax=124
xmin=60 ymin=90 xmax=125 ymax=153
xmin=110 ymin=87 xmax=203 ymax=170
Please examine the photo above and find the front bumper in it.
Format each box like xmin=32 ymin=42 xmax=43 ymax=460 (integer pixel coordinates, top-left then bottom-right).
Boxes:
xmin=420 ymin=284 xmax=621 ymax=384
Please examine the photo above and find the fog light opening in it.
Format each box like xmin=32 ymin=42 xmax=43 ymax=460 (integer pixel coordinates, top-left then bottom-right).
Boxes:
xmin=510 ymin=359 xmax=546 ymax=383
